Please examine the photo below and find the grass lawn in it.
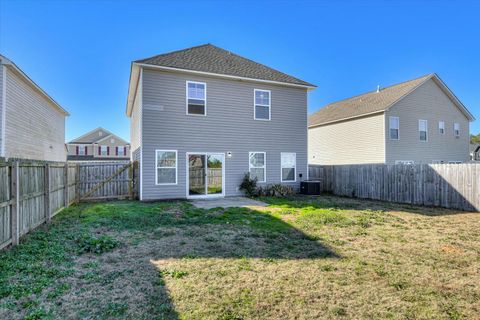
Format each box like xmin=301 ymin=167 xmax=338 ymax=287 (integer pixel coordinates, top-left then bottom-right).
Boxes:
xmin=0 ymin=195 xmax=479 ymax=319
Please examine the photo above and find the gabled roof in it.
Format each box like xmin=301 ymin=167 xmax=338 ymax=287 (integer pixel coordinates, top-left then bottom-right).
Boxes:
xmin=127 ymin=44 xmax=316 ymax=116
xmin=309 ymin=73 xmax=475 ymax=127
xmin=0 ymin=54 xmax=69 ymax=116
xmin=69 ymin=127 xmax=128 ymax=144
xmin=136 ymin=44 xmax=315 ymax=87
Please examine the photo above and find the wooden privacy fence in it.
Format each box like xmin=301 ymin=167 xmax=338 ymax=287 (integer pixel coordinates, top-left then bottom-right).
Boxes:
xmin=0 ymin=160 xmax=78 ymax=249
xmin=308 ymin=163 xmax=480 ymax=212
xmin=0 ymin=159 xmax=138 ymax=250
xmin=76 ymin=161 xmax=136 ymax=200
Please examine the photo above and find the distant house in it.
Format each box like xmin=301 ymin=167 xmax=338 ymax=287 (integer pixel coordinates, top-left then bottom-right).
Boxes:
xmin=67 ymin=128 xmax=130 ymax=161
xmin=308 ymin=74 xmax=475 ymax=165
xmin=126 ymin=44 xmax=315 ymax=200
xmin=471 ymin=144 xmax=480 ymax=161
xmin=0 ymin=54 xmax=69 ymax=161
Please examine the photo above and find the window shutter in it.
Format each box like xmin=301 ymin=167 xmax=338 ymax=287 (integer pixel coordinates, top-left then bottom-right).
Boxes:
xmin=85 ymin=146 xmax=88 ymax=155
xmin=76 ymin=146 xmax=79 ymax=155
xmin=115 ymin=147 xmax=118 ymax=156
xmin=107 ymin=146 xmax=110 ymax=155
xmin=98 ymin=146 xmax=101 ymax=154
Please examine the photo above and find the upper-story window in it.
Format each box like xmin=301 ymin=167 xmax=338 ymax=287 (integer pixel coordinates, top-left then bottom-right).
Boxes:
xmin=254 ymin=89 xmax=271 ymax=120
xmin=186 ymin=81 xmax=206 ymax=116
xmin=419 ymin=120 xmax=428 ymax=141
xmin=100 ymin=145 xmax=108 ymax=156
xmin=117 ymin=146 xmax=126 ymax=156
xmin=78 ymin=146 xmax=86 ymax=156
xmin=389 ymin=116 xmax=399 ymax=140
xmin=454 ymin=123 xmax=460 ymax=137
xmin=439 ymin=121 xmax=445 ymax=134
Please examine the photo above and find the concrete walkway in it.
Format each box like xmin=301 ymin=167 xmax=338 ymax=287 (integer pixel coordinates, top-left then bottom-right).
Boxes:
xmin=190 ymin=197 xmax=267 ymax=210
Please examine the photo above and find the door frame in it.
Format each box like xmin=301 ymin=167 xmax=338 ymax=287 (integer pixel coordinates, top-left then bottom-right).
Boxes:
xmin=186 ymin=152 xmax=226 ymax=199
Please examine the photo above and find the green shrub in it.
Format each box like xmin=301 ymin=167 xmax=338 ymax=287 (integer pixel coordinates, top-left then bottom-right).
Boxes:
xmin=77 ymin=234 xmax=119 ymax=254
xmin=239 ymin=173 xmax=258 ymax=197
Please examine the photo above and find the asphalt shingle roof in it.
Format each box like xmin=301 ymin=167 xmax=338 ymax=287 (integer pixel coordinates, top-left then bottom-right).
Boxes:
xmin=135 ymin=44 xmax=315 ymax=87
xmin=308 ymin=74 xmax=434 ymax=127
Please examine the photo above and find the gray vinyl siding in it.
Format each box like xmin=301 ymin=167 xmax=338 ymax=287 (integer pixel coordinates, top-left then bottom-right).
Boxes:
xmin=132 ymin=147 xmax=141 ymax=162
xmin=4 ymin=67 xmax=66 ymax=161
xmin=140 ymin=68 xmax=308 ymax=200
xmin=385 ymin=79 xmax=470 ymax=164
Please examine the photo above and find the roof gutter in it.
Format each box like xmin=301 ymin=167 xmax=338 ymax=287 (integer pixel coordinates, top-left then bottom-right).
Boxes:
xmin=0 ymin=55 xmax=69 ymax=116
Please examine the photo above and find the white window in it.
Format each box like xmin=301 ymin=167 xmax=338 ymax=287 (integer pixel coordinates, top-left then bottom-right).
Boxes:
xmin=439 ymin=121 xmax=445 ymax=134
xmin=249 ymin=152 xmax=266 ymax=182
xmin=118 ymin=146 xmax=125 ymax=156
xmin=254 ymin=89 xmax=271 ymax=120
xmin=100 ymin=145 xmax=108 ymax=156
xmin=78 ymin=146 xmax=85 ymax=156
xmin=156 ymin=150 xmax=177 ymax=185
xmin=454 ymin=123 xmax=460 ymax=137
xmin=419 ymin=120 xmax=428 ymax=141
xmin=186 ymin=81 xmax=206 ymax=115
xmin=281 ymin=153 xmax=296 ymax=182
xmin=395 ymin=160 xmax=414 ymax=165
xmin=389 ymin=116 xmax=399 ymax=140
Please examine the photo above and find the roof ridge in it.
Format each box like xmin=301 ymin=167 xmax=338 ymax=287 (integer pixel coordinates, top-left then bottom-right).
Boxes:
xmin=134 ymin=43 xmax=212 ymax=63
xmin=315 ymin=73 xmax=433 ymax=110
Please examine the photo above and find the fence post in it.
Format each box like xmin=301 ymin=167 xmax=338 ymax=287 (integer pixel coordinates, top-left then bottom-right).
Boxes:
xmin=11 ymin=161 xmax=19 ymax=246
xmin=75 ymin=163 xmax=80 ymax=203
xmin=44 ymin=163 xmax=51 ymax=223
xmin=128 ymin=162 xmax=133 ymax=200
xmin=63 ymin=163 xmax=69 ymax=207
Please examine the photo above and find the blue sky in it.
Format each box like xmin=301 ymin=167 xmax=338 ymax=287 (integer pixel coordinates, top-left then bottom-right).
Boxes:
xmin=1 ymin=0 xmax=479 ymax=142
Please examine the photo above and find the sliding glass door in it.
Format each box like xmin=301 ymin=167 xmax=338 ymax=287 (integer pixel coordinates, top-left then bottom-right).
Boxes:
xmin=188 ymin=153 xmax=224 ymax=197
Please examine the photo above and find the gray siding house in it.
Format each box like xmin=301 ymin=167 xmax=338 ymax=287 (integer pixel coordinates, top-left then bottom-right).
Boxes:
xmin=126 ymin=44 xmax=315 ymax=200
xmin=308 ymin=74 xmax=475 ymax=165
xmin=0 ymin=55 xmax=69 ymax=162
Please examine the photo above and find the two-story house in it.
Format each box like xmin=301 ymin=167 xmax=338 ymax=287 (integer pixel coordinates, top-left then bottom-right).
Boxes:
xmin=126 ymin=44 xmax=315 ymax=200
xmin=0 ymin=54 xmax=69 ymax=161
xmin=308 ymin=74 xmax=475 ymax=165
xmin=67 ymin=127 xmax=130 ymax=161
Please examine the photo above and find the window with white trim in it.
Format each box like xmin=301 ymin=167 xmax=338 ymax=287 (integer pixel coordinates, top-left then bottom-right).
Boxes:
xmin=439 ymin=121 xmax=445 ymax=134
xmin=254 ymin=89 xmax=271 ymax=120
xmin=156 ymin=150 xmax=177 ymax=185
xmin=186 ymin=81 xmax=206 ymax=115
xmin=281 ymin=153 xmax=296 ymax=182
xmin=100 ymin=145 xmax=108 ymax=156
xmin=78 ymin=146 xmax=86 ymax=156
xmin=419 ymin=119 xmax=428 ymax=141
xmin=249 ymin=152 xmax=266 ymax=182
xmin=389 ymin=116 xmax=399 ymax=140
xmin=454 ymin=123 xmax=460 ymax=137
xmin=118 ymin=146 xmax=126 ymax=156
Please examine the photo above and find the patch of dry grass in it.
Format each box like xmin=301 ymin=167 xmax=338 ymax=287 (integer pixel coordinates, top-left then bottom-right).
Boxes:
xmin=0 ymin=196 xmax=479 ymax=319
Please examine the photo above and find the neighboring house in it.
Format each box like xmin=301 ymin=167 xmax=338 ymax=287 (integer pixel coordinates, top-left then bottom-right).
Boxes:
xmin=0 ymin=54 xmax=69 ymax=161
xmin=308 ymin=74 xmax=475 ymax=165
xmin=67 ymin=127 xmax=130 ymax=161
xmin=126 ymin=44 xmax=315 ymax=200
xmin=471 ymin=144 xmax=480 ymax=161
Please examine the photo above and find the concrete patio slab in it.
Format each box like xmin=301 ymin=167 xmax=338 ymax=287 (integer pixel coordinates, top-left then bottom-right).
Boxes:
xmin=190 ymin=197 xmax=267 ymax=210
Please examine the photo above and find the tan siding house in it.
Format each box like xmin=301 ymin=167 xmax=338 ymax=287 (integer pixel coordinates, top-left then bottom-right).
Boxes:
xmin=0 ymin=55 xmax=69 ymax=162
xmin=309 ymin=74 xmax=475 ymax=165
xmin=67 ymin=127 xmax=130 ymax=161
